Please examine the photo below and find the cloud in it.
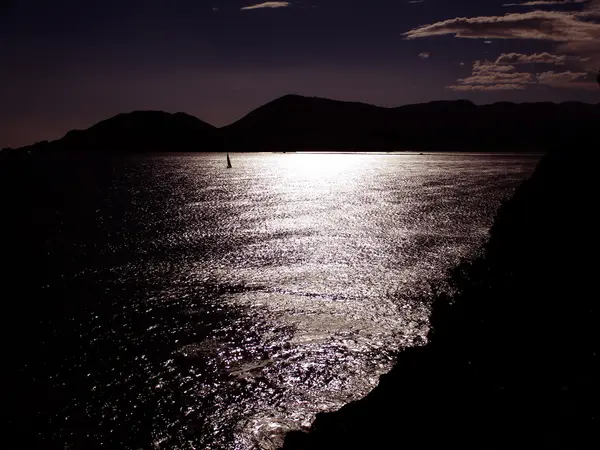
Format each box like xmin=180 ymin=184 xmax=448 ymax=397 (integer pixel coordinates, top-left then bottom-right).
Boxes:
xmin=450 ymin=59 xmax=597 ymax=91
xmin=404 ymin=11 xmax=600 ymax=42
xmin=496 ymin=52 xmax=592 ymax=67
xmin=403 ymin=10 xmax=599 ymax=42
xmin=448 ymin=55 xmax=597 ymax=91
xmin=557 ymin=39 xmax=600 ymax=62
xmin=458 ymin=71 xmax=535 ymax=85
xmin=406 ymin=0 xmax=600 ymax=91
xmin=449 ymin=59 xmax=534 ymax=90
xmin=496 ymin=52 xmax=567 ymax=65
xmin=537 ymin=70 xmax=597 ymax=89
xmin=579 ymin=0 xmax=600 ymax=17
xmin=448 ymin=83 xmax=528 ymax=91
xmin=403 ymin=1 xmax=600 ymax=68
xmin=538 ymin=70 xmax=588 ymax=81
xmin=241 ymin=2 xmax=290 ymax=10
xmin=418 ymin=52 xmax=430 ymax=59
xmin=503 ymin=0 xmax=590 ymax=6
xmin=473 ymin=61 xmax=516 ymax=72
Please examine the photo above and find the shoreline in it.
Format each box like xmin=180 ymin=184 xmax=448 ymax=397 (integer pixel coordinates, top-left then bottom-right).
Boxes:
xmin=282 ymin=147 xmax=598 ymax=449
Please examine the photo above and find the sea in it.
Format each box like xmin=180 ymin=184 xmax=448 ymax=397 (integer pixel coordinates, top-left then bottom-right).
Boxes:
xmin=2 ymin=152 xmax=539 ymax=449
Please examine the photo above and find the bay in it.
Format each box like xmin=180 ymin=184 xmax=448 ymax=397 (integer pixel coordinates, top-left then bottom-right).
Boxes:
xmin=2 ymin=152 xmax=539 ymax=449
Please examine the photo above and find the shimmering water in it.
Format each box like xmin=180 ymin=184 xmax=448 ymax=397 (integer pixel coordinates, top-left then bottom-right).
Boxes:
xmin=4 ymin=152 xmax=538 ymax=449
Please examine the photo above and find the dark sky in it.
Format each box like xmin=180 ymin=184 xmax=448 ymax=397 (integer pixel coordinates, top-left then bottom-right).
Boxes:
xmin=1 ymin=0 xmax=599 ymax=148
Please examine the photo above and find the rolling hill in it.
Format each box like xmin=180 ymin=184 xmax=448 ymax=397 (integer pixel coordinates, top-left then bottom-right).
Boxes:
xmin=4 ymin=96 xmax=600 ymax=154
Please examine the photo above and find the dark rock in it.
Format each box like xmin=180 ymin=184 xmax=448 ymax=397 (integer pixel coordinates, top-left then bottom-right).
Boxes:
xmin=282 ymin=143 xmax=598 ymax=448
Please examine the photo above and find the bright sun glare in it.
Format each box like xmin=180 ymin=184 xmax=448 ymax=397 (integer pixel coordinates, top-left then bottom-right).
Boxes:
xmin=278 ymin=152 xmax=375 ymax=181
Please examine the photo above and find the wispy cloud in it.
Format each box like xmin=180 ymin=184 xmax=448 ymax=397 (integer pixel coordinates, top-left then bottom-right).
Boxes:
xmin=403 ymin=0 xmax=600 ymax=68
xmin=473 ymin=61 xmax=516 ymax=72
xmin=448 ymin=56 xmax=597 ymax=91
xmin=241 ymin=2 xmax=290 ymax=10
xmin=405 ymin=0 xmax=600 ymax=91
xmin=418 ymin=52 xmax=430 ymax=59
xmin=448 ymin=83 xmax=528 ymax=91
xmin=457 ymin=72 xmax=535 ymax=85
xmin=403 ymin=10 xmax=598 ymax=42
xmin=496 ymin=52 xmax=567 ymax=65
xmin=448 ymin=59 xmax=533 ymax=91
xmin=537 ymin=70 xmax=597 ymax=89
xmin=452 ymin=61 xmax=534 ymax=90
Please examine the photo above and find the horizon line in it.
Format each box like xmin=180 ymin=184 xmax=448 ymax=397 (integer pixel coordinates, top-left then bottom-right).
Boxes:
xmin=5 ymin=94 xmax=600 ymax=150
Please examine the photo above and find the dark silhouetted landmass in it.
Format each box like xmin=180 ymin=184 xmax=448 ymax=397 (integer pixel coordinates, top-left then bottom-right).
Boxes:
xmin=3 ymin=96 xmax=600 ymax=155
xmin=8 ymin=111 xmax=218 ymax=155
xmin=281 ymin=146 xmax=598 ymax=448
xmin=221 ymin=95 xmax=391 ymax=151
xmin=225 ymin=95 xmax=600 ymax=151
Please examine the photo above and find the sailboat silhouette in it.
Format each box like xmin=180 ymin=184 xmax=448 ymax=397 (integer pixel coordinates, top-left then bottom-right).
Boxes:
xmin=226 ymin=152 xmax=232 ymax=168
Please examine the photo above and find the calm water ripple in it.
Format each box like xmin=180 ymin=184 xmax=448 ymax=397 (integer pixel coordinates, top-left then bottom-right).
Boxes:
xmin=4 ymin=152 xmax=538 ymax=449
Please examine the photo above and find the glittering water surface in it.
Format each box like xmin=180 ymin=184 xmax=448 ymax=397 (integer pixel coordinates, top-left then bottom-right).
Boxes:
xmin=8 ymin=152 xmax=538 ymax=449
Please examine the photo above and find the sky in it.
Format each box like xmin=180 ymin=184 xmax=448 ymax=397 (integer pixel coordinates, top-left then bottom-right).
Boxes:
xmin=1 ymin=0 xmax=599 ymax=148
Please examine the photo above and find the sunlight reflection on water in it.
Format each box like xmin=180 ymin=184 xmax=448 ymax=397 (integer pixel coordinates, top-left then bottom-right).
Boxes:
xmin=22 ymin=152 xmax=539 ymax=449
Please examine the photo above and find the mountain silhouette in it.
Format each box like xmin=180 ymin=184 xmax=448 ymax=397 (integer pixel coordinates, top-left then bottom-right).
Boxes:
xmin=224 ymin=95 xmax=600 ymax=152
xmin=5 ymin=96 xmax=600 ymax=154
xmin=222 ymin=94 xmax=391 ymax=150
xmin=11 ymin=111 xmax=218 ymax=154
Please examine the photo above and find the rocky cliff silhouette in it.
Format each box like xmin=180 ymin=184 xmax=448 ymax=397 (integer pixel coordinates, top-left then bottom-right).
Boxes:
xmin=282 ymin=144 xmax=598 ymax=448
xmin=4 ymin=95 xmax=600 ymax=154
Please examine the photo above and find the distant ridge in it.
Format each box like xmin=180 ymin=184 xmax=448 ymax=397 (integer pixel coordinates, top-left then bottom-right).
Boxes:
xmin=5 ymin=96 xmax=600 ymax=155
xmin=6 ymin=110 xmax=219 ymax=155
xmin=224 ymin=95 xmax=600 ymax=152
